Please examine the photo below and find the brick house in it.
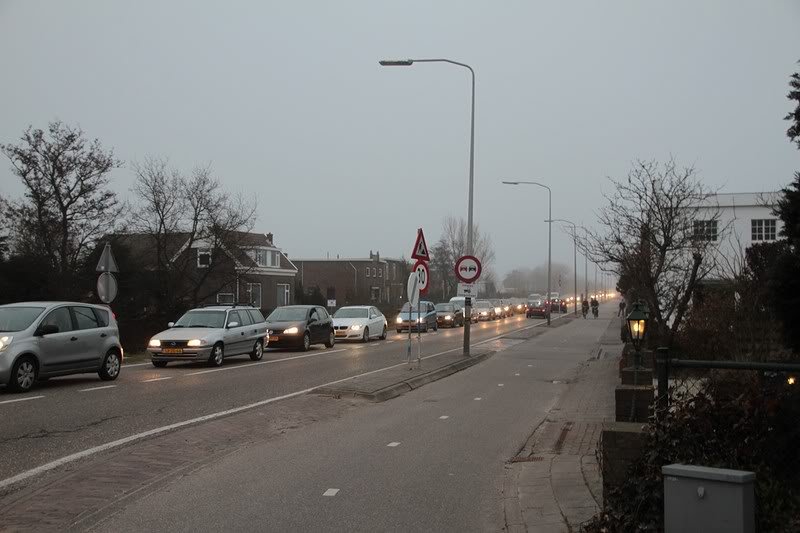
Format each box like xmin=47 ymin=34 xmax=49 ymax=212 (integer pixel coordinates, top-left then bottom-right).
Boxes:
xmin=106 ymin=231 xmax=297 ymax=315
xmin=292 ymin=251 xmax=409 ymax=309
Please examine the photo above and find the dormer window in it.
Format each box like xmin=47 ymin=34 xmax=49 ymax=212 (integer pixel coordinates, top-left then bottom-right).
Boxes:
xmin=248 ymin=248 xmax=280 ymax=267
xmin=197 ymin=249 xmax=212 ymax=268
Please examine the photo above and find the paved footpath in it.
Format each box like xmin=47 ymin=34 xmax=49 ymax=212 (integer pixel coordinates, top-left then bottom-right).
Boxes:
xmin=502 ymin=318 xmax=622 ymax=533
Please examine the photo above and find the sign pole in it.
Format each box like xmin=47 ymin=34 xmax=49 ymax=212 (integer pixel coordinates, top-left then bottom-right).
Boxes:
xmin=417 ymin=299 xmax=422 ymax=368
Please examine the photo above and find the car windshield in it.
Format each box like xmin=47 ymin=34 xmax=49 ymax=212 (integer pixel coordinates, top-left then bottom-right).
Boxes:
xmin=475 ymin=301 xmax=491 ymax=309
xmin=173 ymin=310 xmax=226 ymax=328
xmin=435 ymin=304 xmax=454 ymax=312
xmin=334 ymin=308 xmax=368 ymax=319
xmin=267 ymin=307 xmax=310 ymax=321
xmin=0 ymin=306 xmax=46 ymax=332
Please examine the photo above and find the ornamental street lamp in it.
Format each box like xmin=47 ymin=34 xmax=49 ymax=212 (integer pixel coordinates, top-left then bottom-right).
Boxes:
xmin=626 ymin=301 xmax=649 ymax=353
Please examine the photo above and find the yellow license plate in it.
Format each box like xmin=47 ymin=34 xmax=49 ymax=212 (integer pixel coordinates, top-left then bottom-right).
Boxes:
xmin=269 ymin=336 xmax=279 ymax=342
xmin=162 ymin=348 xmax=183 ymax=354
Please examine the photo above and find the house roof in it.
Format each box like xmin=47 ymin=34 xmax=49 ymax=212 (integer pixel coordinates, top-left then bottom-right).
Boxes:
xmin=700 ymin=192 xmax=780 ymax=208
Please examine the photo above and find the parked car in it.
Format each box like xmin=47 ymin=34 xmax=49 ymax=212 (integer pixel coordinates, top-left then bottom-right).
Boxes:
xmin=149 ymin=305 xmax=268 ymax=367
xmin=0 ymin=302 xmax=123 ymax=393
xmin=474 ymin=300 xmax=498 ymax=321
xmin=332 ymin=306 xmax=388 ymax=342
xmin=527 ymin=298 xmax=548 ymax=318
xmin=265 ymin=305 xmax=335 ymax=351
xmin=396 ymin=301 xmax=438 ymax=333
xmin=435 ymin=303 xmax=464 ymax=328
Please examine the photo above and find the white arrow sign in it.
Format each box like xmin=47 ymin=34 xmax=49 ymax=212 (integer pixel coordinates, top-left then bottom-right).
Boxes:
xmin=407 ymin=272 xmax=420 ymax=307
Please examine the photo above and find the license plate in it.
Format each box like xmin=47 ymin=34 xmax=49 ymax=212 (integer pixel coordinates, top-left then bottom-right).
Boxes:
xmin=162 ymin=348 xmax=183 ymax=354
xmin=269 ymin=336 xmax=279 ymax=342
xmin=335 ymin=331 xmax=346 ymax=336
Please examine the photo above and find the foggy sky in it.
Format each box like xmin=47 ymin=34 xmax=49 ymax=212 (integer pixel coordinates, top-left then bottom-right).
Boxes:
xmin=1 ymin=0 xmax=799 ymax=280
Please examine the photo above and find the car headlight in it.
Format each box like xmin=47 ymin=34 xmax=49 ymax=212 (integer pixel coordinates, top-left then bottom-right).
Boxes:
xmin=495 ymin=307 xmax=501 ymax=313
xmin=481 ymin=311 xmax=488 ymax=315
xmin=284 ymin=326 xmax=299 ymax=334
xmin=148 ymin=338 xmax=161 ymax=347
xmin=418 ymin=318 xmax=425 ymax=323
xmin=445 ymin=315 xmax=452 ymax=320
xmin=396 ymin=317 xmax=403 ymax=324
xmin=187 ymin=339 xmax=206 ymax=347
xmin=350 ymin=324 xmax=361 ymax=330
xmin=0 ymin=335 xmax=12 ymax=351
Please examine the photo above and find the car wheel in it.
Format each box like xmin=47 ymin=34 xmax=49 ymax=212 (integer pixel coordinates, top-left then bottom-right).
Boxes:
xmin=325 ymin=331 xmax=335 ymax=348
xmin=99 ymin=350 xmax=121 ymax=381
xmin=433 ymin=321 xmax=438 ymax=332
xmin=208 ymin=343 xmax=224 ymax=366
xmin=152 ymin=361 xmax=168 ymax=368
xmin=362 ymin=327 xmax=369 ymax=343
xmin=9 ymin=356 xmax=37 ymax=393
xmin=301 ymin=332 xmax=311 ymax=352
xmin=250 ymin=339 xmax=264 ymax=361
xmin=379 ymin=326 xmax=387 ymax=340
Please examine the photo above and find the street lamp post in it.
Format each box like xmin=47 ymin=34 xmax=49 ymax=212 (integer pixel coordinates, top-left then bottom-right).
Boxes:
xmin=502 ymin=181 xmax=552 ymax=325
xmin=379 ymin=58 xmax=476 ymax=355
xmin=551 ymin=219 xmax=578 ymax=316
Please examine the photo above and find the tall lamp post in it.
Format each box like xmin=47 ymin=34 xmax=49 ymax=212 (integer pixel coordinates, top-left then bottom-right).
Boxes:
xmin=551 ymin=219 xmax=578 ymax=316
xmin=379 ymin=58 xmax=476 ymax=355
xmin=502 ymin=180 xmax=552 ymax=325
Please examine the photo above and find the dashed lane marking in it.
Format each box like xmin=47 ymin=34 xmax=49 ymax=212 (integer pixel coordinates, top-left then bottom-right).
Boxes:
xmin=323 ymin=488 xmax=340 ymax=497
xmin=439 ymin=415 xmax=450 ymax=420
xmin=0 ymin=395 xmax=44 ymax=405
xmin=79 ymin=385 xmax=117 ymax=392
xmin=498 ymin=383 xmax=504 ymax=387
xmin=142 ymin=377 xmax=172 ymax=383
xmin=515 ymin=373 xmax=520 ymax=376
xmin=387 ymin=442 xmax=401 ymax=447
xmin=474 ymin=397 xmax=482 ymax=401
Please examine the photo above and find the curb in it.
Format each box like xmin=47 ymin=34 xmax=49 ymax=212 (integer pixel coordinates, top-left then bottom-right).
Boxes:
xmin=315 ymin=350 xmax=495 ymax=402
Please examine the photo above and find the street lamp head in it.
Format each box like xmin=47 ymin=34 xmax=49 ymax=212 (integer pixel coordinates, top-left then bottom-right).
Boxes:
xmin=626 ymin=301 xmax=650 ymax=351
xmin=379 ymin=59 xmax=414 ymax=66
xmin=501 ymin=181 xmax=519 ymax=185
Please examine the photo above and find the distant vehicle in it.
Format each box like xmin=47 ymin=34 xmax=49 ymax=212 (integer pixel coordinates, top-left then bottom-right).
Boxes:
xmin=527 ymin=298 xmax=548 ymax=319
xmin=490 ymin=300 xmax=507 ymax=319
xmin=511 ymin=298 xmax=527 ymax=314
xmin=149 ymin=305 xmax=268 ymax=366
xmin=0 ymin=302 xmax=123 ymax=393
xmin=265 ymin=305 xmax=335 ymax=351
xmin=501 ymin=299 xmax=514 ymax=316
xmin=435 ymin=303 xmax=464 ymax=328
xmin=332 ymin=306 xmax=387 ymax=342
xmin=396 ymin=301 xmax=438 ymax=333
xmin=474 ymin=300 xmax=498 ymax=321
xmin=449 ymin=296 xmax=478 ymax=323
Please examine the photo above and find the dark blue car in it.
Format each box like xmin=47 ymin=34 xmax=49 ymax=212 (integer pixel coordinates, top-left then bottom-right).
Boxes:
xmin=395 ymin=301 xmax=438 ymax=333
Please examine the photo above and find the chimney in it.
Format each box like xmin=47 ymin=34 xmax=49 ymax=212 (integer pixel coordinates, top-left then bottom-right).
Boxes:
xmin=376 ymin=251 xmax=380 ymax=262
xmin=369 ymin=250 xmax=373 ymax=259
xmin=266 ymin=233 xmax=274 ymax=244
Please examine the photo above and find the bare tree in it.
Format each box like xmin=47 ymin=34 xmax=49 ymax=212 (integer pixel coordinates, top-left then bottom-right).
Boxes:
xmin=1 ymin=121 xmax=121 ymax=293
xmin=129 ymin=158 xmax=257 ymax=313
xmin=586 ymin=159 xmax=722 ymax=345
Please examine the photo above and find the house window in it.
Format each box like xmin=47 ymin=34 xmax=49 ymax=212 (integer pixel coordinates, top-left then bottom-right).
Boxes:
xmin=245 ymin=282 xmax=262 ymax=308
xmin=378 ymin=268 xmax=382 ymax=278
xmin=216 ymin=292 xmax=234 ymax=304
xmin=197 ymin=249 xmax=212 ymax=268
xmin=751 ymin=219 xmax=777 ymax=241
xmin=372 ymin=267 xmax=377 ymax=277
xmin=693 ymin=220 xmax=718 ymax=242
xmin=366 ymin=267 xmax=370 ymax=277
xmin=370 ymin=286 xmax=381 ymax=302
xmin=277 ymin=283 xmax=290 ymax=306
xmin=249 ymin=249 xmax=280 ymax=267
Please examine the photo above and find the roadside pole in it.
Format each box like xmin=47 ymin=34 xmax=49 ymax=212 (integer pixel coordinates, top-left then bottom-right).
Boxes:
xmin=410 ymin=228 xmax=430 ymax=369
xmin=406 ymin=272 xmax=419 ymax=367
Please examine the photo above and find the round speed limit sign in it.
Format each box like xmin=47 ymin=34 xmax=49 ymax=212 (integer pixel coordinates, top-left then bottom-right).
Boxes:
xmin=412 ymin=260 xmax=430 ymax=295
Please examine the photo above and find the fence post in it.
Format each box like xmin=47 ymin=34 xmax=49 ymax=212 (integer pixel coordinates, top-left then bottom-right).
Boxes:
xmin=656 ymin=346 xmax=669 ymax=415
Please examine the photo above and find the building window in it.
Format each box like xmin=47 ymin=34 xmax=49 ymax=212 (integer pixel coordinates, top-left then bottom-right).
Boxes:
xmin=366 ymin=267 xmax=370 ymax=277
xmin=370 ymin=286 xmax=381 ymax=302
xmin=372 ymin=267 xmax=377 ymax=277
xmin=693 ymin=220 xmax=718 ymax=242
xmin=277 ymin=283 xmax=290 ymax=306
xmin=216 ymin=292 xmax=234 ymax=304
xmin=198 ymin=249 xmax=212 ymax=268
xmin=751 ymin=219 xmax=777 ymax=241
xmin=248 ymin=249 xmax=280 ymax=267
xmin=378 ymin=268 xmax=382 ymax=277
xmin=245 ymin=282 xmax=262 ymax=308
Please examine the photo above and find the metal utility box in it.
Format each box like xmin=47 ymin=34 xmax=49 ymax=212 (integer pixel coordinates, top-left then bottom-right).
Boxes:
xmin=662 ymin=464 xmax=755 ymax=533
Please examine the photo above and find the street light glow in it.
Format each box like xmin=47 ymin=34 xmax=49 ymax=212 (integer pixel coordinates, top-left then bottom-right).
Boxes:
xmin=379 ymin=59 xmax=414 ymax=66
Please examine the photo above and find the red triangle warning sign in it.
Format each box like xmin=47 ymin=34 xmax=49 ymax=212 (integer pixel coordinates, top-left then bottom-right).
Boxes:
xmin=411 ymin=228 xmax=430 ymax=261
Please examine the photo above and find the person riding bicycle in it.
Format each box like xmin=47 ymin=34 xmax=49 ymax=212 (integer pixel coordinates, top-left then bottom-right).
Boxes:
xmin=590 ymin=297 xmax=599 ymax=317
xmin=581 ymin=297 xmax=590 ymax=318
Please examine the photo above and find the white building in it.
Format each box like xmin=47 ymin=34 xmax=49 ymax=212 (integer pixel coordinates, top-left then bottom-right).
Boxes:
xmin=694 ymin=192 xmax=783 ymax=279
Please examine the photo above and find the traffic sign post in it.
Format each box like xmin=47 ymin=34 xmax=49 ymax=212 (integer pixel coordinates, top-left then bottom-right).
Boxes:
xmin=411 ymin=228 xmax=430 ymax=261
xmin=406 ymin=272 xmax=419 ymax=367
xmin=95 ymin=243 xmax=119 ymax=304
xmin=455 ymin=255 xmax=482 ymax=356
xmin=412 ymin=260 xmax=430 ymax=295
xmin=455 ymin=255 xmax=482 ymax=283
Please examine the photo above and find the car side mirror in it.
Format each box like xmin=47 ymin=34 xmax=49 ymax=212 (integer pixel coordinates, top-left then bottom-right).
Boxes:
xmin=227 ymin=321 xmax=239 ymax=329
xmin=168 ymin=322 xmax=175 ymax=328
xmin=37 ymin=324 xmax=59 ymax=336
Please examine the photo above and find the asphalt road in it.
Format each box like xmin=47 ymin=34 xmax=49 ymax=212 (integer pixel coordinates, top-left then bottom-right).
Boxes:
xmin=97 ymin=306 xmax=615 ymax=532
xmin=0 ymin=312 xmax=564 ymax=484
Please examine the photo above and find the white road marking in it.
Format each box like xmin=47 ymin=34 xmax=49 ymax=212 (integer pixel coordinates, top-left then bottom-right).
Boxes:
xmin=142 ymin=377 xmax=172 ymax=383
xmin=323 ymin=488 xmax=339 ymax=497
xmin=528 ymin=364 xmax=533 ymax=367
xmin=387 ymin=442 xmax=401 ymax=447
xmin=474 ymin=397 xmax=482 ymax=401
xmin=439 ymin=415 xmax=450 ymax=419
xmin=0 ymin=313 xmax=568 ymax=490
xmin=0 ymin=395 xmax=44 ymax=405
xmin=123 ymin=362 xmax=151 ymax=368
xmin=79 ymin=385 xmax=117 ymax=392
xmin=186 ymin=348 xmax=348 ymax=376
xmin=498 ymin=383 xmax=504 ymax=387
xmin=515 ymin=373 xmax=520 ymax=376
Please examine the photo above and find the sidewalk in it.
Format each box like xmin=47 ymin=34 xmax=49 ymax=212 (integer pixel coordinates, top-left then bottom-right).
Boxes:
xmin=502 ymin=318 xmax=623 ymax=533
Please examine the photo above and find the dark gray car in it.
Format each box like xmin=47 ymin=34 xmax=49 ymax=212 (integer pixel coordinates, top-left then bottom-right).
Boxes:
xmin=0 ymin=302 xmax=124 ymax=393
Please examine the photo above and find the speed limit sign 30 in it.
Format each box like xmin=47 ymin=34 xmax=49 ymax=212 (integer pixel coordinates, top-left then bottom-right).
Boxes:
xmin=412 ymin=260 xmax=430 ymax=295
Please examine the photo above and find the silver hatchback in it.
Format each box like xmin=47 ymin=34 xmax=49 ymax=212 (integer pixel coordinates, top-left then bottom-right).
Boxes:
xmin=0 ymin=302 xmax=124 ymax=393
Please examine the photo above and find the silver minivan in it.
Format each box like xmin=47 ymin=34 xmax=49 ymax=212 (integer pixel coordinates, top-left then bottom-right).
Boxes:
xmin=0 ymin=302 xmax=124 ymax=393
xmin=148 ymin=305 xmax=268 ymax=367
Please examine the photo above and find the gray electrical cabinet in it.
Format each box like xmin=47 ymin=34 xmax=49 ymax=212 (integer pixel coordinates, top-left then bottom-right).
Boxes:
xmin=662 ymin=464 xmax=755 ymax=533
